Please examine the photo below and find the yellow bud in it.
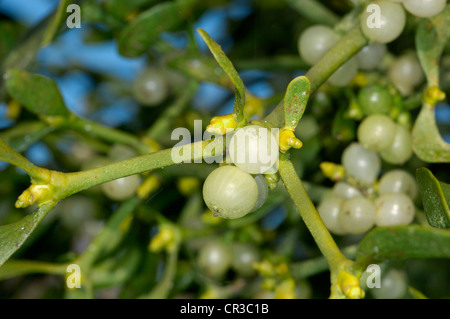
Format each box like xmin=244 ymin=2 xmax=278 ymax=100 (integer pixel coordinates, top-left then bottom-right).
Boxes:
xmin=347 ymin=99 xmax=363 ymax=120
xmin=275 ymin=278 xmax=297 ymax=299
xmin=275 ymin=262 xmax=289 ymax=276
xmin=206 ymin=114 xmax=238 ymax=135
xmin=423 ymin=86 xmax=446 ymax=106
xmin=201 ymin=209 xmax=223 ymax=225
xmin=320 ymin=162 xmax=345 ymax=181
xmin=137 ymin=174 xmax=161 ymax=199
xmin=200 ymin=286 xmax=222 ymax=299
xmin=351 ymin=72 xmax=369 ymax=87
xmin=338 ymin=271 xmax=365 ymax=299
xmin=148 ymin=225 xmax=177 ymax=253
xmin=7 ymin=100 xmax=21 ymax=120
xmin=119 ymin=215 xmax=133 ymax=234
xmin=279 ymin=128 xmax=303 ymax=153
xmin=142 ymin=136 xmax=161 ymax=152
xmin=177 ymin=177 xmax=200 ymax=196
xmin=253 ymin=260 xmax=275 ymax=277
xmin=15 ymin=184 xmax=51 ymax=208
xmin=262 ymin=278 xmax=276 ymax=291
xmin=243 ymin=94 xmax=264 ymax=120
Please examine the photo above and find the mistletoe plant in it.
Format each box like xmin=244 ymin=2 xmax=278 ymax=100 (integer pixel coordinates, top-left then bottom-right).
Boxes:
xmin=0 ymin=0 xmax=449 ymax=299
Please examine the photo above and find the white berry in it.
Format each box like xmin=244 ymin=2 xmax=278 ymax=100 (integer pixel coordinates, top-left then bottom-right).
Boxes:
xmin=298 ymin=25 xmax=340 ymax=65
xmin=374 ymin=193 xmax=415 ymax=226
xmin=332 ymin=182 xmax=362 ymax=199
xmin=318 ymin=194 xmax=346 ymax=235
xmin=101 ymin=175 xmax=141 ymax=201
xmin=357 ymin=114 xmax=397 ymax=152
xmin=133 ymin=68 xmax=169 ymax=106
xmin=202 ymin=165 xmax=258 ymax=219
xmin=378 ymin=169 xmax=418 ymax=200
xmin=338 ymin=196 xmax=376 ymax=234
xmin=403 ymin=0 xmax=447 ymax=18
xmin=228 ymin=125 xmax=279 ymax=175
xmin=357 ymin=43 xmax=387 ymax=71
xmin=342 ymin=142 xmax=381 ymax=185
xmin=360 ymin=0 xmax=406 ymax=44
xmin=380 ymin=124 xmax=413 ymax=164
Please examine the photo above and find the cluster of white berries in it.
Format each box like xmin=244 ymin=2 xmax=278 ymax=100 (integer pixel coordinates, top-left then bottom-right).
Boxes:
xmin=318 ymin=142 xmax=417 ymax=235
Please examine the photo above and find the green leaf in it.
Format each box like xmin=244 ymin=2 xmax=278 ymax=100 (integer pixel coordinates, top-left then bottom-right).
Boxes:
xmin=104 ymin=0 xmax=157 ymax=21
xmin=408 ymin=286 xmax=429 ymax=299
xmin=412 ymin=102 xmax=450 ymax=162
xmin=0 ymin=121 xmax=55 ymax=153
xmin=0 ymin=137 xmax=41 ymax=176
xmin=0 ymin=2 xmax=72 ymax=99
xmin=416 ymin=167 xmax=450 ymax=228
xmin=42 ymin=0 xmax=75 ymax=46
xmin=0 ymin=202 xmax=55 ymax=267
xmin=285 ymin=0 xmax=340 ymax=26
xmin=78 ymin=197 xmax=140 ymax=269
xmin=197 ymin=28 xmax=246 ymax=124
xmin=118 ymin=0 xmax=199 ymax=57
xmin=283 ymin=76 xmax=311 ymax=130
xmin=5 ymin=69 xmax=70 ymax=118
xmin=168 ymin=53 xmax=232 ymax=89
xmin=354 ymin=225 xmax=450 ymax=270
xmin=415 ymin=5 xmax=450 ymax=87
xmin=0 ymin=21 xmax=25 ymax=61
xmin=91 ymin=246 xmax=142 ymax=288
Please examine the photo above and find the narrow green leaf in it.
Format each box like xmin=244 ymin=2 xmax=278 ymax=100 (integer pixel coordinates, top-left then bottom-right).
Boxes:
xmin=91 ymin=246 xmax=142 ymax=287
xmin=415 ymin=5 xmax=450 ymax=87
xmin=0 ymin=202 xmax=55 ymax=267
xmin=408 ymin=286 xmax=429 ymax=299
xmin=416 ymin=167 xmax=450 ymax=228
xmin=5 ymin=69 xmax=70 ymax=118
xmin=118 ymin=0 xmax=199 ymax=57
xmin=197 ymin=28 xmax=246 ymax=124
xmin=283 ymin=76 xmax=311 ymax=130
xmin=0 ymin=121 xmax=55 ymax=153
xmin=168 ymin=53 xmax=232 ymax=89
xmin=0 ymin=22 xmax=24 ymax=60
xmin=42 ymin=0 xmax=75 ymax=46
xmin=354 ymin=225 xmax=450 ymax=270
xmin=0 ymin=137 xmax=41 ymax=176
xmin=412 ymin=102 xmax=450 ymax=162
xmin=78 ymin=197 xmax=140 ymax=269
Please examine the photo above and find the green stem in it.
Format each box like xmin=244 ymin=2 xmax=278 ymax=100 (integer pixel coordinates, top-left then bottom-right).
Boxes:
xmin=62 ymin=139 xmax=224 ymax=199
xmin=264 ymin=26 xmax=368 ymax=127
xmin=0 ymin=121 xmax=56 ymax=153
xmin=0 ymin=260 xmax=68 ymax=281
xmin=285 ymin=0 xmax=340 ymax=26
xmin=0 ymin=137 xmax=45 ymax=180
xmin=60 ymin=116 xmax=155 ymax=155
xmin=278 ymin=155 xmax=346 ymax=269
xmin=42 ymin=0 xmax=74 ymax=46
xmin=290 ymin=245 xmax=358 ymax=280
